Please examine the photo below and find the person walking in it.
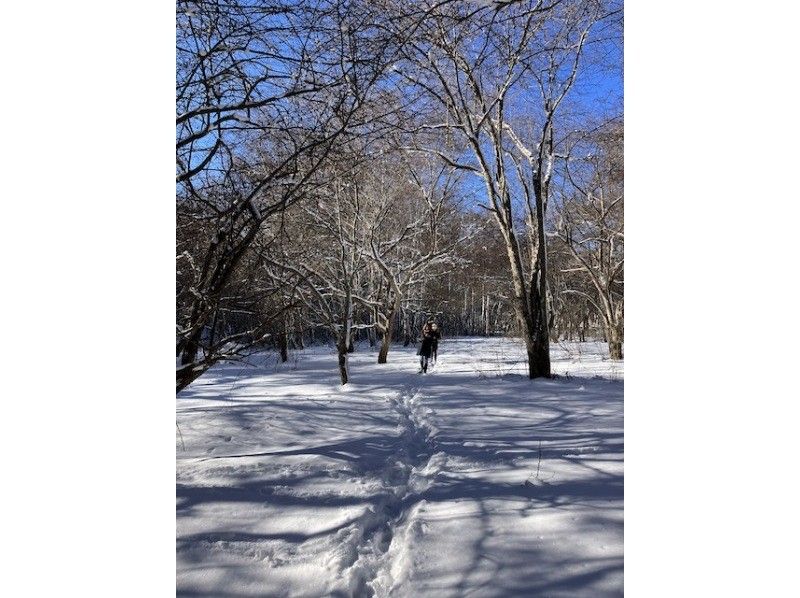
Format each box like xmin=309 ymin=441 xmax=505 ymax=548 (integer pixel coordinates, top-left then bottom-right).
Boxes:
xmin=417 ymin=321 xmax=435 ymax=373
xmin=430 ymin=322 xmax=441 ymax=365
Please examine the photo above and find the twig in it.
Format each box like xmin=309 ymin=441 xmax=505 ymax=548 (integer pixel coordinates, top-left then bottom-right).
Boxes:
xmin=535 ymin=440 xmax=542 ymax=480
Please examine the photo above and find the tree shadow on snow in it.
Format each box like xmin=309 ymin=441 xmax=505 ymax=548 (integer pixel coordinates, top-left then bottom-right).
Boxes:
xmin=177 ymin=342 xmax=623 ymax=597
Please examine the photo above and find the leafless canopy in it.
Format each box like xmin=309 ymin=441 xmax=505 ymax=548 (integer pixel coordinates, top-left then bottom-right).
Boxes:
xmin=175 ymin=0 xmax=623 ymax=390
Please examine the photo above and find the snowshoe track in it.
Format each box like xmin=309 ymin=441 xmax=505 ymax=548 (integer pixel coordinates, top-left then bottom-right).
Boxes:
xmin=342 ymin=385 xmax=445 ymax=597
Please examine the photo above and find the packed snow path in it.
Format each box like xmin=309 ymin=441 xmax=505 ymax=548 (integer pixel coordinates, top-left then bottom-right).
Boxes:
xmin=177 ymin=338 xmax=623 ymax=597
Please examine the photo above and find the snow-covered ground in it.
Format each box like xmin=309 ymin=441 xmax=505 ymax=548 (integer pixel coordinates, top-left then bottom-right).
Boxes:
xmin=177 ymin=337 xmax=623 ymax=597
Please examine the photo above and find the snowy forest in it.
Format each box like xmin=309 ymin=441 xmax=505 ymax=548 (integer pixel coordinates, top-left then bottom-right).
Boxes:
xmin=177 ymin=0 xmax=623 ymax=595
xmin=176 ymin=0 xmax=623 ymax=391
xmin=6 ymin=0 xmax=796 ymax=594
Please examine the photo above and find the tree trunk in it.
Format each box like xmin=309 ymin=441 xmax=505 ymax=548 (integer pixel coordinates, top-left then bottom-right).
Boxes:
xmin=503 ymin=251 xmax=551 ymax=379
xmin=402 ymin=309 xmax=412 ymax=346
xmin=528 ymin=289 xmax=551 ymax=378
xmin=547 ymin=290 xmax=556 ymax=339
xmin=377 ymin=310 xmax=396 ymax=364
xmin=179 ymin=332 xmax=201 ymax=367
xmin=494 ymin=186 xmax=551 ymax=379
xmin=337 ymin=342 xmax=349 ymax=384
xmin=177 ymin=360 xmax=211 ymax=393
xmin=278 ymin=331 xmax=288 ymax=363
xmin=606 ymin=322 xmax=623 ymax=360
xmin=336 ymin=327 xmax=352 ymax=384
xmin=519 ymin=302 xmax=551 ymax=379
xmin=529 ymin=166 xmax=552 ymax=378
xmin=378 ymin=328 xmax=391 ymax=364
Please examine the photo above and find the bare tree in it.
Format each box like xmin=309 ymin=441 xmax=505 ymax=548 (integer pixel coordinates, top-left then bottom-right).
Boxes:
xmin=258 ymin=151 xmax=379 ymax=384
xmin=554 ymin=119 xmax=623 ymax=357
xmin=392 ymin=0 xmax=603 ymax=377
xmin=363 ymin=153 xmax=468 ymax=363
xmin=176 ymin=0 xmax=414 ymax=391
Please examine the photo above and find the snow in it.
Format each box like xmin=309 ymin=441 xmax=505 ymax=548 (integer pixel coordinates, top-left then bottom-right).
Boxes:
xmin=177 ymin=337 xmax=623 ymax=596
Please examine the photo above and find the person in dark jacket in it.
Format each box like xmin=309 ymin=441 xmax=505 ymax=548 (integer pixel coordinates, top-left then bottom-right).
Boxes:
xmin=418 ymin=321 xmax=435 ymax=373
xmin=430 ymin=322 xmax=441 ymax=364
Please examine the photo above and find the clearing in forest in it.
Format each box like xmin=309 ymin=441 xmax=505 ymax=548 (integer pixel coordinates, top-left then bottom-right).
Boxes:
xmin=177 ymin=337 xmax=623 ymax=597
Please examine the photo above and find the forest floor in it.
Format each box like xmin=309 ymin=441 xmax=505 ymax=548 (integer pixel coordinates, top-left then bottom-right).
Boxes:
xmin=177 ymin=337 xmax=623 ymax=597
